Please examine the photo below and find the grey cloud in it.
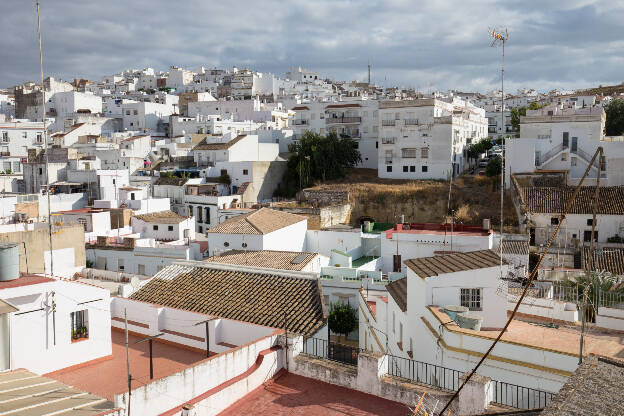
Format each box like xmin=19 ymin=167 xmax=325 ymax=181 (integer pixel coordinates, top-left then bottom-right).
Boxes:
xmin=0 ymin=0 xmax=622 ymax=92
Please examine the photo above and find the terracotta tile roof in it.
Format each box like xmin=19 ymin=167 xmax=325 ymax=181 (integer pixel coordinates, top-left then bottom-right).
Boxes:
xmin=521 ymin=186 xmax=624 ymax=215
xmin=129 ymin=262 xmax=326 ymax=336
xmin=236 ymin=181 xmax=250 ymax=195
xmin=404 ymin=249 xmax=506 ymax=279
xmin=53 ymin=123 xmax=85 ymax=137
xmin=205 ymin=250 xmax=317 ymax=271
xmin=0 ymin=275 xmax=55 ymax=290
xmin=386 ymin=278 xmax=407 ymax=312
xmin=207 ymin=208 xmax=306 ymax=235
xmin=499 ymin=239 xmax=530 ymax=256
xmin=133 ymin=210 xmax=188 ymax=224
xmin=541 ymin=355 xmax=624 ymax=416
xmin=192 ymin=134 xmax=247 ymax=150
xmin=155 ymin=176 xmax=188 ymax=186
xmin=582 ymin=247 xmax=624 ymax=275
xmin=291 ymin=106 xmax=310 ymax=110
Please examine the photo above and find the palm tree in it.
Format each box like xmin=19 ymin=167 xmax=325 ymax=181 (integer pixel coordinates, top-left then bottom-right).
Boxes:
xmin=562 ymin=270 xmax=624 ymax=322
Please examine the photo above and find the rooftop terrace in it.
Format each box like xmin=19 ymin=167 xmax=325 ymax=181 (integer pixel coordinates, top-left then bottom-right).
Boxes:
xmin=218 ymin=372 xmax=408 ymax=416
xmin=48 ymin=329 xmax=208 ymax=400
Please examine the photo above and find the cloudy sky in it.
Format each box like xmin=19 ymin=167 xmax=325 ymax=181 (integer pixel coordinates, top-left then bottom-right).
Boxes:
xmin=1 ymin=0 xmax=623 ymax=93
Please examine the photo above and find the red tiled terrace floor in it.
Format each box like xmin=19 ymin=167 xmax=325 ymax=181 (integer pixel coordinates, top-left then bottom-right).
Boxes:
xmin=218 ymin=372 xmax=410 ymax=416
xmin=48 ymin=329 xmax=208 ymax=400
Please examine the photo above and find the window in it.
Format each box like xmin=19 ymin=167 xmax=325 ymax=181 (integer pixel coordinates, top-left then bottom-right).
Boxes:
xmin=70 ymin=310 xmax=88 ymax=341
xmin=587 ymin=218 xmax=594 ymax=226
xmin=410 ymin=166 xmax=415 ymax=172
xmin=168 ymin=225 xmax=174 ymax=231
xmin=1 ymin=132 xmax=7 ymax=142
xmin=460 ymin=288 xmax=482 ymax=310
xmin=138 ymin=264 xmax=145 ymax=274
xmin=118 ymin=259 xmax=125 ymax=271
xmin=401 ymin=148 xmax=417 ymax=158
xmin=36 ymin=133 xmax=42 ymax=143
xmin=198 ymin=226 xmax=203 ymax=233
xmin=243 ymin=169 xmax=248 ymax=175
xmin=584 ymin=230 xmax=598 ymax=242
xmin=224 ymin=242 xmax=230 ymax=247
xmin=551 ymin=217 xmax=559 ymax=225
xmin=403 ymin=166 xmax=408 ymax=172
xmin=375 ymin=141 xmax=378 ymax=149
xmin=153 ymin=225 xmax=158 ymax=230
xmin=386 ymin=166 xmax=392 ymax=173
xmin=561 ymin=153 xmax=567 ymax=161
xmin=421 ymin=148 xmax=429 ymax=159
xmin=126 ymin=110 xmax=131 ymax=115
xmin=112 ymin=179 xmax=116 ymax=185
xmin=22 ymin=132 xmax=27 ymax=139
xmin=571 ymin=157 xmax=577 ymax=166
xmin=39 ymin=167 xmax=43 ymax=175
xmin=421 ymin=166 xmax=428 ymax=172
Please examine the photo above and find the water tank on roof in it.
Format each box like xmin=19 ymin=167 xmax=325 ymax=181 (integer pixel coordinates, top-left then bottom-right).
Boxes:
xmin=0 ymin=243 xmax=20 ymax=281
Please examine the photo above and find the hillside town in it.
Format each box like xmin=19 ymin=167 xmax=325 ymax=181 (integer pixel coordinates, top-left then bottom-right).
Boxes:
xmin=2 ymin=3 xmax=624 ymax=416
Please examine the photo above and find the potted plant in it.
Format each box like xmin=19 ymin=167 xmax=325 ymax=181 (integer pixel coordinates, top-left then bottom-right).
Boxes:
xmin=72 ymin=329 xmax=79 ymax=340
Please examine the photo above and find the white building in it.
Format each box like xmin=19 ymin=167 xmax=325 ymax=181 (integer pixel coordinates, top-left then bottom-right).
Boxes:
xmin=0 ymin=262 xmax=112 ymax=374
xmin=0 ymin=120 xmax=48 ymax=157
xmin=379 ymin=222 xmax=494 ymax=273
xmin=131 ymin=210 xmax=195 ymax=241
xmin=290 ymin=100 xmax=379 ymax=169
xmin=46 ymin=90 xmax=102 ymax=119
xmin=206 ymin=207 xmax=307 ymax=256
xmin=378 ymin=98 xmax=487 ymax=179
xmin=122 ymin=101 xmax=174 ymax=133
xmin=506 ymin=106 xmax=624 ymax=187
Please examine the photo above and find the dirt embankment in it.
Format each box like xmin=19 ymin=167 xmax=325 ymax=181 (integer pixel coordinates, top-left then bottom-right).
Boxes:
xmin=307 ymin=169 xmax=519 ymax=229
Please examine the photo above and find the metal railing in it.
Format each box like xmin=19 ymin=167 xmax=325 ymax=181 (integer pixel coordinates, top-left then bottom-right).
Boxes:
xmin=599 ymin=290 xmax=624 ymax=309
xmin=325 ymin=116 xmax=361 ymax=124
xmin=303 ymin=337 xmax=361 ymax=366
xmin=404 ymin=119 xmax=419 ymax=125
xmin=293 ymin=119 xmax=309 ymax=125
xmin=382 ymin=119 xmax=396 ymax=126
xmin=536 ymin=143 xmax=564 ymax=166
xmin=491 ymin=380 xmax=554 ymax=410
xmin=381 ymin=137 xmax=395 ymax=144
xmin=387 ymin=354 xmax=463 ymax=391
xmin=573 ymin=147 xmax=600 ymax=170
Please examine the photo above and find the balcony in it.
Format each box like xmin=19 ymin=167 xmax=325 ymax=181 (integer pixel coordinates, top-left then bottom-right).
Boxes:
xmin=404 ymin=119 xmax=419 ymax=126
xmin=382 ymin=120 xmax=396 ymax=127
xmin=293 ymin=119 xmax=309 ymax=125
xmin=401 ymin=149 xmax=418 ymax=158
xmin=385 ymin=158 xmax=393 ymax=164
xmin=381 ymin=137 xmax=395 ymax=144
xmin=325 ymin=117 xmax=361 ymax=124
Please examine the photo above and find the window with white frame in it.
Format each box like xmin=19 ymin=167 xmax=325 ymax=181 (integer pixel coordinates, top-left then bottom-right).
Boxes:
xmin=460 ymin=288 xmax=482 ymax=310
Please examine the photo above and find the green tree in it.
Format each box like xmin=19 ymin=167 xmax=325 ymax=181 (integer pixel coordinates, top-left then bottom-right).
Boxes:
xmin=605 ymin=98 xmax=624 ymax=136
xmin=279 ymin=131 xmax=361 ymax=196
xmin=328 ymin=302 xmax=358 ymax=340
xmin=466 ymin=138 xmax=493 ymax=160
xmin=485 ymin=157 xmax=502 ymax=177
xmin=510 ymin=107 xmax=526 ymax=133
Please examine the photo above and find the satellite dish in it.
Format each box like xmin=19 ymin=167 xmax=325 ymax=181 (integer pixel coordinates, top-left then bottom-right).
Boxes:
xmin=130 ymin=276 xmax=140 ymax=289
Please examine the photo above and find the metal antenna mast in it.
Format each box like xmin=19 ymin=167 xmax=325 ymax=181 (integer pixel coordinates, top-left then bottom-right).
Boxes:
xmin=36 ymin=0 xmax=54 ymax=278
xmin=490 ymin=27 xmax=509 ymax=279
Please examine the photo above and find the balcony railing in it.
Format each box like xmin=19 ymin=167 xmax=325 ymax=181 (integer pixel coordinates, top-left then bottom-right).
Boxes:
xmin=293 ymin=119 xmax=309 ymax=125
xmin=303 ymin=337 xmax=361 ymax=366
xmin=381 ymin=137 xmax=396 ymax=144
xmin=325 ymin=116 xmax=361 ymax=124
xmin=404 ymin=119 xmax=419 ymax=125
xmin=385 ymin=158 xmax=393 ymax=164
xmin=388 ymin=354 xmax=462 ymax=391
xmin=492 ymin=380 xmax=554 ymax=410
xmin=382 ymin=120 xmax=396 ymax=127
xmin=401 ymin=149 xmax=418 ymax=158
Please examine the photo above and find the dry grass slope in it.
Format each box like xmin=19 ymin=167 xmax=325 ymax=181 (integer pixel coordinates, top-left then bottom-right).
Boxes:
xmin=307 ymin=169 xmax=519 ymax=228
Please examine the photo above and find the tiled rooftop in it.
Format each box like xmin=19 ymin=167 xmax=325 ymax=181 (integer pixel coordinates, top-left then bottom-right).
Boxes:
xmin=130 ymin=262 xmax=326 ymax=336
xmin=205 ymin=250 xmax=317 ymax=271
xmin=133 ymin=210 xmax=188 ymax=224
xmin=218 ymin=372 xmax=408 ymax=415
xmin=405 ymin=249 xmax=506 ymax=279
xmin=582 ymin=246 xmax=624 ymax=275
xmin=193 ymin=134 xmax=247 ymax=150
xmin=48 ymin=329 xmax=207 ymax=400
xmin=207 ymin=207 xmax=306 ymax=235
xmin=521 ymin=186 xmax=624 ymax=215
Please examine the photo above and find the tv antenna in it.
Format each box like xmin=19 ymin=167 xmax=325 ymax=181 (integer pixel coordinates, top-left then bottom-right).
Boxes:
xmin=490 ymin=27 xmax=509 ymax=280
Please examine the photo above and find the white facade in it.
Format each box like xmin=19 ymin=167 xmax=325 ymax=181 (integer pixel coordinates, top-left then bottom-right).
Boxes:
xmin=131 ymin=216 xmax=196 ymax=241
xmin=46 ymin=91 xmax=102 ymax=118
xmin=378 ymin=98 xmax=487 ymax=179
xmin=207 ymin=219 xmax=307 ymax=256
xmin=506 ymin=107 xmax=624 ymax=187
xmin=122 ymin=101 xmax=174 ymax=133
xmin=0 ymin=278 xmax=112 ymax=374
xmin=0 ymin=121 xmax=48 ymax=156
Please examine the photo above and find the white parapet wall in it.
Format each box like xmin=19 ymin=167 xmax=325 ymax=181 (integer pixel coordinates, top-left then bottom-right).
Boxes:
xmin=508 ymin=297 xmax=579 ymax=323
xmin=596 ymin=307 xmax=624 ymax=331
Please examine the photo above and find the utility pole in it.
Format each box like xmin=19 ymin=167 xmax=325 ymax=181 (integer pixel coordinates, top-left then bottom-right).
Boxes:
xmin=124 ymin=309 xmax=132 ymax=416
xmin=490 ymin=27 xmax=509 ymax=279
